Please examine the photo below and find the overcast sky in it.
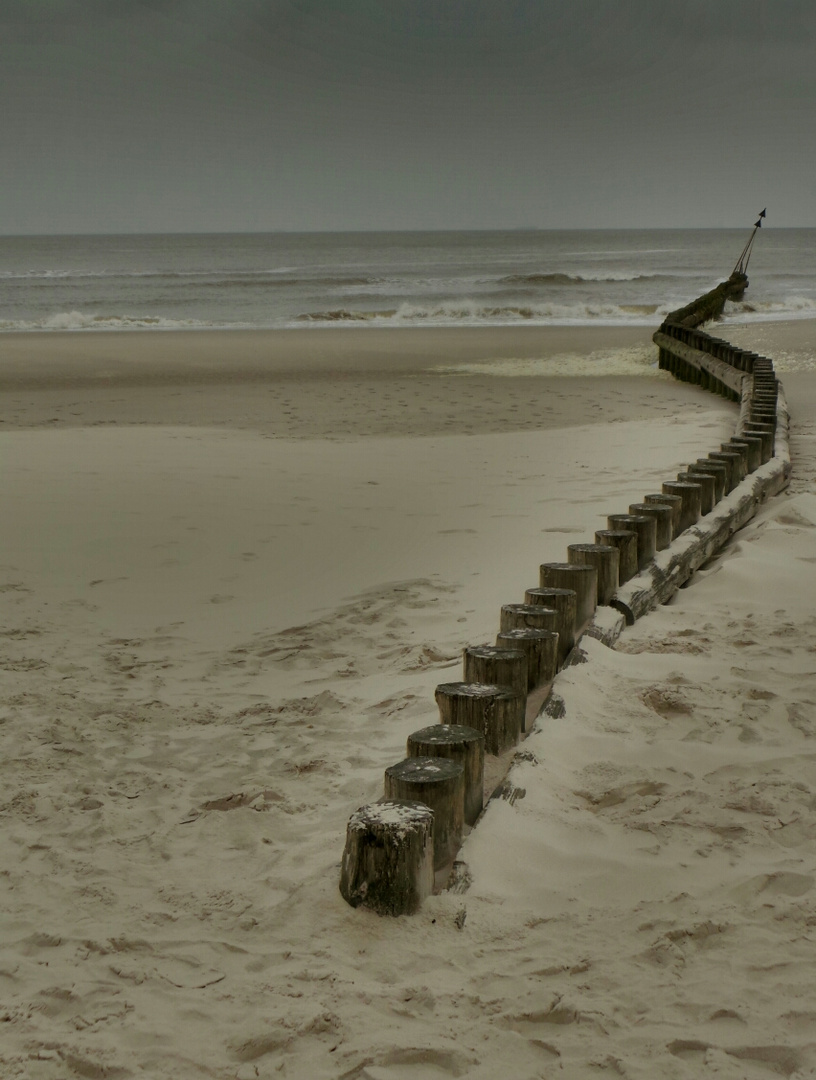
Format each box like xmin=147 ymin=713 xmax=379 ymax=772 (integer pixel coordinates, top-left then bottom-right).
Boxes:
xmin=2 ymin=0 xmax=814 ymax=233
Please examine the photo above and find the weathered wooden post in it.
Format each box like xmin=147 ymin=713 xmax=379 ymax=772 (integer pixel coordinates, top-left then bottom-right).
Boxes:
xmin=690 ymin=460 xmax=727 ymax=502
xmin=661 ymin=481 xmax=701 ymax=534
xmin=607 ymin=514 xmax=657 ymax=570
xmin=496 ymin=628 xmax=559 ymax=690
xmin=499 ymin=603 xmax=558 ymax=634
xmin=339 ymin=801 xmax=434 ymax=915
xmin=463 ymin=645 xmax=527 ymax=700
xmin=628 ymin=502 xmax=673 ymax=551
xmin=567 ymin=543 xmax=619 ymax=605
xmin=539 ymin=563 xmax=597 ymax=631
xmin=751 ymin=406 xmax=777 ymax=427
xmin=711 ymin=449 xmax=745 ymax=488
xmin=677 ymin=471 xmax=714 ymax=515
xmin=523 ymin=587 xmax=577 ymax=666
xmin=407 ymin=724 xmax=484 ymax=826
xmin=384 ymin=757 xmax=464 ymax=871
xmin=729 ymin=435 xmax=762 ymax=472
xmin=435 ymin=682 xmax=523 ymax=755
xmin=594 ymin=529 xmax=638 ymax=583
xmin=707 ymin=452 xmax=737 ymax=492
xmin=721 ymin=443 xmax=749 ymax=480
xmin=742 ymin=424 xmax=774 ymax=463
xmin=644 ymin=492 xmax=683 ymax=539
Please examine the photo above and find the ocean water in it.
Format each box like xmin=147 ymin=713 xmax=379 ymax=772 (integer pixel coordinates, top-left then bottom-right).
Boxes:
xmin=0 ymin=228 xmax=814 ymax=333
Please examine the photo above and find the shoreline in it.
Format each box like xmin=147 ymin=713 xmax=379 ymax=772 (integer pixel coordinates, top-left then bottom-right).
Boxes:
xmin=3 ymin=320 xmax=808 ymax=439
xmin=0 ymin=324 xmax=656 ymax=385
xmin=0 ymin=317 xmax=810 ymax=385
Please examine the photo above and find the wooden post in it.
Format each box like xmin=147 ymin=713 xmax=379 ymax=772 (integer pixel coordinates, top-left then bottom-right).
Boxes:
xmin=407 ymin=724 xmax=484 ymax=827
xmin=463 ymin=644 xmax=527 ymax=700
xmin=435 ymin=682 xmax=523 ymax=755
xmin=644 ymin=492 xmax=682 ymax=539
xmin=678 ymin=471 xmax=714 ymax=515
xmin=729 ymin=435 xmax=762 ymax=473
xmin=628 ymin=502 xmax=673 ymax=551
xmin=607 ymin=514 xmax=657 ymax=570
xmin=523 ymin=587 xmax=577 ymax=666
xmin=690 ymin=460 xmax=727 ymax=502
xmin=496 ymin=628 xmax=559 ymax=690
xmin=742 ymin=424 xmax=774 ymax=463
xmin=661 ymin=481 xmax=701 ymax=534
xmin=594 ymin=529 xmax=638 ymax=583
xmin=707 ymin=452 xmax=737 ymax=492
xmin=539 ymin=563 xmax=597 ymax=631
xmin=721 ymin=443 xmax=749 ymax=481
xmin=751 ymin=407 xmax=776 ymax=427
xmin=384 ymin=757 xmax=464 ymax=871
xmin=710 ymin=449 xmax=745 ymax=488
xmin=500 ymin=603 xmax=558 ymax=634
xmin=339 ymin=801 xmax=434 ymax=915
xmin=567 ymin=543 xmax=619 ymax=605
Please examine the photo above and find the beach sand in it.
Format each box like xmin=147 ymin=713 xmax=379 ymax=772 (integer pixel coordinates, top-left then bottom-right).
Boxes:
xmin=0 ymin=321 xmax=814 ymax=1078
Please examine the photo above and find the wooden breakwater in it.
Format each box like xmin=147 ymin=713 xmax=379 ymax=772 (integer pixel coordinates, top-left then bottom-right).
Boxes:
xmin=662 ymin=270 xmax=748 ymax=329
xmin=339 ymin=274 xmax=792 ymax=917
xmin=600 ymin=279 xmax=792 ymax=632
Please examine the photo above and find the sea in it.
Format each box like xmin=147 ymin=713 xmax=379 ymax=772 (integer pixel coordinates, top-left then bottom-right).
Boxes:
xmin=0 ymin=228 xmax=814 ymax=333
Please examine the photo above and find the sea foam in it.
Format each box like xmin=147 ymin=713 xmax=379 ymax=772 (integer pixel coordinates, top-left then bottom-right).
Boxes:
xmin=0 ymin=311 xmax=236 ymax=332
xmin=434 ymin=345 xmax=660 ymax=378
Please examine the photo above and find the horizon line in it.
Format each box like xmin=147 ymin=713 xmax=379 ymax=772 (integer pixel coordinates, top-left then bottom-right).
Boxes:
xmin=0 ymin=224 xmax=807 ymax=240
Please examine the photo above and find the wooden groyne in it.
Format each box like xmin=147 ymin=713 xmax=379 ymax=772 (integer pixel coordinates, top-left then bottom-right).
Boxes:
xmin=662 ymin=270 xmax=748 ymax=328
xmin=340 ymin=267 xmax=792 ymax=916
xmin=591 ymin=300 xmax=790 ymax=638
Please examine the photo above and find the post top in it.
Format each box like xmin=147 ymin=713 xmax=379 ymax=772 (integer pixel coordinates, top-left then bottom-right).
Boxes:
xmin=501 ymin=603 xmax=557 ymax=616
xmin=385 ymin=757 xmax=464 ymax=783
xmin=408 ymin=724 xmax=484 ymax=746
xmin=464 ymin=644 xmax=526 ymax=661
xmin=348 ymin=800 xmax=434 ymax=830
xmin=525 ymin=586 xmax=577 ymax=598
xmin=435 ymin=681 xmax=522 ymax=700
xmin=498 ymin=627 xmax=558 ymax=640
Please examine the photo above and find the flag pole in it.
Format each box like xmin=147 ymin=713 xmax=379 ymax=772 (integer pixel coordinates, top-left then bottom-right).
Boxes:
xmin=733 ymin=208 xmax=766 ymax=276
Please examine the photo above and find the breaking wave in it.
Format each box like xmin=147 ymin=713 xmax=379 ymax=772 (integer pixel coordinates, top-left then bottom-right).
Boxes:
xmin=0 ymin=311 xmax=240 ymax=332
xmin=0 ymin=268 xmax=384 ymax=288
xmin=6 ymin=297 xmax=816 ymax=335
xmin=719 ymin=295 xmax=816 ymax=323
xmin=499 ymin=271 xmax=661 ymax=285
xmin=294 ymin=299 xmax=663 ymax=326
xmin=295 ymin=309 xmax=391 ymax=322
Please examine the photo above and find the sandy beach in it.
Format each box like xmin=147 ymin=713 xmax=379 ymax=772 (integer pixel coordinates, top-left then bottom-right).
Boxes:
xmin=1 ymin=320 xmax=815 ymax=1079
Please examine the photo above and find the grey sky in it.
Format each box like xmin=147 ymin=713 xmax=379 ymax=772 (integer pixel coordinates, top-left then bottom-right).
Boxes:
xmin=2 ymin=0 xmax=814 ymax=233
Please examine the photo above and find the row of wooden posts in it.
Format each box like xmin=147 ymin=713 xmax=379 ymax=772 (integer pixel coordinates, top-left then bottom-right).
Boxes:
xmin=338 ymin=309 xmax=780 ymax=917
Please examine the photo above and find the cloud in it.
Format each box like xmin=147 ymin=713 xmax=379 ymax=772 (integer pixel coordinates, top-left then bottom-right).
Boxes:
xmin=1 ymin=0 xmax=814 ymax=230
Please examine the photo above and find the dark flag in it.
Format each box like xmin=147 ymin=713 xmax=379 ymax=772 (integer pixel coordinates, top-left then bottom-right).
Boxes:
xmin=759 ymin=208 xmax=767 ymax=217
xmin=754 ymin=219 xmax=762 ymax=228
